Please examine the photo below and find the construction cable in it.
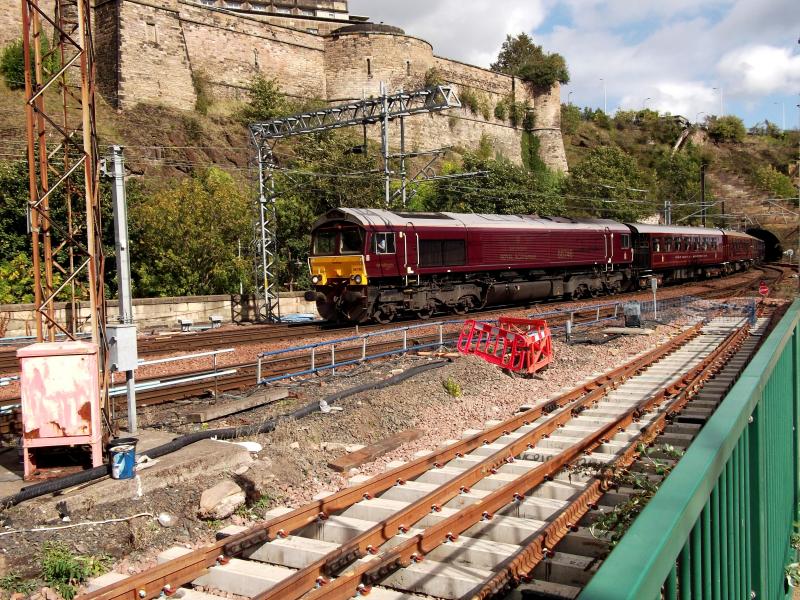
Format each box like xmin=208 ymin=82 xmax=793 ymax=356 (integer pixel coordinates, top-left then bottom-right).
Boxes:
xmin=0 ymin=360 xmax=448 ymax=509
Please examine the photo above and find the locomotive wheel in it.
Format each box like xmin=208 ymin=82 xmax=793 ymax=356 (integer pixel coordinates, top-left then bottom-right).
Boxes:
xmin=416 ymin=307 xmax=434 ymax=320
xmin=373 ymin=307 xmax=396 ymax=324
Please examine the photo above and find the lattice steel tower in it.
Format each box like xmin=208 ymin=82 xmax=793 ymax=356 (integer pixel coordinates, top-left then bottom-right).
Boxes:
xmin=21 ymin=0 xmax=107 ymax=377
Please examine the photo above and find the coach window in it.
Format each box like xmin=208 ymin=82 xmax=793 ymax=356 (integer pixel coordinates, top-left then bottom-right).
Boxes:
xmin=620 ymin=234 xmax=631 ymax=249
xmin=374 ymin=232 xmax=396 ymax=254
xmin=653 ymin=238 xmax=661 ymax=253
xmin=665 ymin=238 xmax=673 ymax=252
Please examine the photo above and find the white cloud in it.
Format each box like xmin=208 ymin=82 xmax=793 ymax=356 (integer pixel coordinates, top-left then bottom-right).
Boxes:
xmin=718 ymin=45 xmax=800 ymax=95
xmin=348 ymin=0 xmax=548 ymax=67
xmin=349 ymin=1 xmax=800 ymax=123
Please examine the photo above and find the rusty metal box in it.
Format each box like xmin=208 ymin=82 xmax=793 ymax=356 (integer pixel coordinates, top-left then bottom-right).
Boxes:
xmin=16 ymin=341 xmax=103 ymax=479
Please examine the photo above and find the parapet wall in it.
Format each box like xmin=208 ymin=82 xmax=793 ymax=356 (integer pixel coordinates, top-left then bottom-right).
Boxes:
xmin=0 ymin=293 xmax=317 ymax=337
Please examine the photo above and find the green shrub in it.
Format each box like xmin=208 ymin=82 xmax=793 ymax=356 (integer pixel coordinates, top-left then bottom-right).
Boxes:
xmin=560 ymin=103 xmax=581 ymax=135
xmin=493 ymin=100 xmax=508 ymax=121
xmin=443 ymin=377 xmax=462 ymax=398
xmin=41 ymin=542 xmax=111 ymax=600
xmin=192 ymin=70 xmax=214 ymax=115
xmin=0 ymin=572 xmax=37 ymax=597
xmin=0 ymin=37 xmax=58 ymax=90
xmin=755 ymin=165 xmax=796 ymax=198
xmin=424 ymin=67 xmax=443 ymax=88
xmin=708 ymin=115 xmax=746 ymax=143
xmin=237 ymin=75 xmax=290 ymax=124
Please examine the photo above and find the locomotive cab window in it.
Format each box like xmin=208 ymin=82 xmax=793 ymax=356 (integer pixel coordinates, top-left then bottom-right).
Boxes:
xmin=340 ymin=227 xmax=365 ymax=255
xmin=373 ymin=232 xmax=396 ymax=254
xmin=420 ymin=239 xmax=466 ymax=267
xmin=313 ymin=229 xmax=337 ymax=255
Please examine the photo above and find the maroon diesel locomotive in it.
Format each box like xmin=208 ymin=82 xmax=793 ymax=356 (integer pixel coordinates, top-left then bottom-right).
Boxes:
xmin=305 ymin=208 xmax=763 ymax=323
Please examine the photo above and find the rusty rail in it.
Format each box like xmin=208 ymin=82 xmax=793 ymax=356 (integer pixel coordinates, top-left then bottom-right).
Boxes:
xmin=472 ymin=321 xmax=750 ymax=599
xmin=303 ymin=325 xmax=748 ymax=600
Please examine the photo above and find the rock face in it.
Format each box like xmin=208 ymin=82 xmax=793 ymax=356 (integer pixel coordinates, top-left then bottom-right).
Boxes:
xmin=198 ymin=480 xmax=246 ymax=520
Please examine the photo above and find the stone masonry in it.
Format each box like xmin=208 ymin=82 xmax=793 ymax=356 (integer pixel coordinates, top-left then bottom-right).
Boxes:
xmin=0 ymin=0 xmax=568 ymax=171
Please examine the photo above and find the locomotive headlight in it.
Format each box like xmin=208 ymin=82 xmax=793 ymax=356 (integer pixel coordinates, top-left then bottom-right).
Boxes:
xmin=353 ymin=275 xmax=363 ymax=285
xmin=311 ymin=275 xmax=321 ymax=285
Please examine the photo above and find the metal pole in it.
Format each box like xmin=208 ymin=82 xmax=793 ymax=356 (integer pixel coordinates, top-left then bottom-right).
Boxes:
xmin=109 ymin=145 xmax=137 ymax=434
xmin=400 ymin=116 xmax=407 ymax=208
xmin=381 ymin=82 xmax=391 ymax=207
xmin=257 ymin=145 xmax=270 ymax=322
xmin=701 ymin=163 xmax=707 ymax=227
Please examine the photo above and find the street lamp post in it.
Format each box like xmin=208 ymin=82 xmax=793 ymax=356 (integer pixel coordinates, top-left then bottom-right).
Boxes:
xmin=568 ymin=91 xmax=573 ymax=106
xmin=713 ymin=87 xmax=724 ymax=116
xmin=643 ymin=97 xmax=652 ymax=110
xmin=695 ymin=111 xmax=707 ymax=126
xmin=774 ymin=101 xmax=786 ymax=131
xmin=599 ymin=78 xmax=607 ymax=114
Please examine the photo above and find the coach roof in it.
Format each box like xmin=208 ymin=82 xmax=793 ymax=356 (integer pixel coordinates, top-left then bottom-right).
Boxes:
xmin=627 ymin=224 xmax=724 ymax=236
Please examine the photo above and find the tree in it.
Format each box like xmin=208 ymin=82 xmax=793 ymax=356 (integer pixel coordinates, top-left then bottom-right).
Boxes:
xmin=411 ymin=153 xmax=566 ymax=217
xmin=0 ymin=38 xmax=58 ymax=90
xmin=0 ymin=254 xmax=35 ymax=304
xmin=708 ymin=115 xmax=746 ymax=143
xmin=652 ymin=148 xmax=705 ymax=223
xmin=491 ymin=33 xmax=569 ymax=87
xmin=237 ymin=75 xmax=291 ymax=124
xmin=0 ymin=161 xmax=30 ymax=259
xmin=128 ymin=168 xmax=252 ymax=296
xmin=565 ymin=146 xmax=654 ymax=221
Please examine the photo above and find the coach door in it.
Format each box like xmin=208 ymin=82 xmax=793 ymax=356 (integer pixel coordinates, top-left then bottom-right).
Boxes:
xmin=604 ymin=227 xmax=614 ymax=270
xmin=372 ymin=228 xmax=399 ymax=278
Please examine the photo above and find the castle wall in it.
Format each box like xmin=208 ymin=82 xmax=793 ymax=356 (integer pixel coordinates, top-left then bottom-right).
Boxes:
xmin=115 ymin=0 xmax=196 ymax=108
xmin=178 ymin=2 xmax=326 ymax=101
xmin=530 ymin=81 xmax=569 ymax=172
xmin=1 ymin=0 xmax=568 ymax=173
xmin=324 ymin=30 xmax=433 ymax=101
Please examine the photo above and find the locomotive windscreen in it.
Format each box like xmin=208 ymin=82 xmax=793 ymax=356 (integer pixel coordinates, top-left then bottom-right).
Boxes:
xmin=311 ymin=226 xmax=365 ymax=256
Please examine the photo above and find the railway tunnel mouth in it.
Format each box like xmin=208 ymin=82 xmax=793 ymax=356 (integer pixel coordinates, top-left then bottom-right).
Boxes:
xmin=746 ymin=228 xmax=783 ymax=262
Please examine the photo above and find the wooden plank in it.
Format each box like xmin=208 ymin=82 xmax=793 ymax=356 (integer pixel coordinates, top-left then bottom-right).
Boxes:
xmin=186 ymin=389 xmax=289 ymax=423
xmin=327 ymin=429 xmax=424 ymax=473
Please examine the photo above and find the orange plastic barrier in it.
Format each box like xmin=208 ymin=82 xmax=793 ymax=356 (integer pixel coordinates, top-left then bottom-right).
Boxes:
xmin=457 ymin=317 xmax=553 ymax=375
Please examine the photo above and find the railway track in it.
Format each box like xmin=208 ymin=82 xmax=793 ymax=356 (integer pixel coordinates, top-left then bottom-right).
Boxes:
xmin=0 ymin=267 xmax=781 ymax=414
xmin=81 ymin=315 xmax=758 ymax=600
xmin=0 ymin=265 xmax=779 ymax=378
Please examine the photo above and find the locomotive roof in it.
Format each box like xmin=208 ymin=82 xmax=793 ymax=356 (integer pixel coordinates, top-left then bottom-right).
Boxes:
xmin=627 ymin=224 xmax=724 ymax=236
xmin=316 ymin=208 xmax=629 ymax=231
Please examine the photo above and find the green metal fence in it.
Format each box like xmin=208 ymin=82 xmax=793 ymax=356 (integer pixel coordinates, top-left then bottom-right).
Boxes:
xmin=580 ymin=299 xmax=800 ymax=600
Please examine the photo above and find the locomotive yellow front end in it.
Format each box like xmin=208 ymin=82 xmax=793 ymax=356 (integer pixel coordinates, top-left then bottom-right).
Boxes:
xmin=304 ymin=222 xmax=371 ymax=322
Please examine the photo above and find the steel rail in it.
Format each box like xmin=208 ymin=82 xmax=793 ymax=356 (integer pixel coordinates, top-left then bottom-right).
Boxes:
xmin=80 ymin=324 xmax=703 ymax=600
xmin=472 ymin=322 xmax=750 ymax=599
xmin=309 ymin=324 xmax=749 ymax=600
xmin=246 ymin=329 xmax=707 ymax=600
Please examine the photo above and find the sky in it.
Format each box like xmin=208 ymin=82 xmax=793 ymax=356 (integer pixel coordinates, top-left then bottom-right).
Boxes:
xmin=348 ymin=0 xmax=800 ymax=128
